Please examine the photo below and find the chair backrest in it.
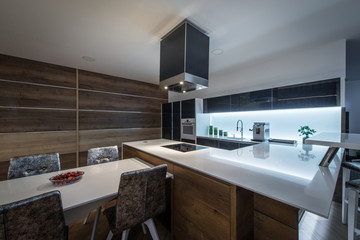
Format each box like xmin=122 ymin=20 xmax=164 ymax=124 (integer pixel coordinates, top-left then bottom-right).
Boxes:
xmin=115 ymin=164 xmax=167 ymax=231
xmin=0 ymin=191 xmax=68 ymax=240
xmin=7 ymin=153 xmax=61 ymax=180
xmin=87 ymin=146 xmax=119 ymax=166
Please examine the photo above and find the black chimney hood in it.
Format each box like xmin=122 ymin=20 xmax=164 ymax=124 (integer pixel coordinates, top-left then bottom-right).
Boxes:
xmin=159 ymin=20 xmax=209 ymax=93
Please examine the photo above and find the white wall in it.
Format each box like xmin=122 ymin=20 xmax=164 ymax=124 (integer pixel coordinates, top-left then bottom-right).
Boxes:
xmin=169 ymin=39 xmax=346 ymax=102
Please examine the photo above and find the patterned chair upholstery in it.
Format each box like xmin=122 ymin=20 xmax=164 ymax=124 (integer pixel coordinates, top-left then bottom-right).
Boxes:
xmin=7 ymin=153 xmax=61 ymax=180
xmin=87 ymin=146 xmax=119 ymax=165
xmin=103 ymin=164 xmax=167 ymax=240
xmin=0 ymin=191 xmax=68 ymax=240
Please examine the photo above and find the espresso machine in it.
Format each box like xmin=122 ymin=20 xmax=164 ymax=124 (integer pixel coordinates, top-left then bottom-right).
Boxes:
xmin=250 ymin=122 xmax=270 ymax=141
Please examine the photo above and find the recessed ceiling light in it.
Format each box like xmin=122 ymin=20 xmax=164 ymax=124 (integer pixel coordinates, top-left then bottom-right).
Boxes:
xmin=211 ymin=49 xmax=224 ymax=55
xmin=82 ymin=56 xmax=95 ymax=62
xmin=164 ymin=86 xmax=168 ymax=90
xmin=179 ymin=81 xmax=184 ymax=85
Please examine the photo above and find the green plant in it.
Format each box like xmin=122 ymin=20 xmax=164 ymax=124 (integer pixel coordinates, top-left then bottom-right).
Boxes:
xmin=298 ymin=126 xmax=316 ymax=138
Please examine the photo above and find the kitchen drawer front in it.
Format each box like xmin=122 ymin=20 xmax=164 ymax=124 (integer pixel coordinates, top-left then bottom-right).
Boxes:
xmin=173 ymin=164 xmax=231 ymax=240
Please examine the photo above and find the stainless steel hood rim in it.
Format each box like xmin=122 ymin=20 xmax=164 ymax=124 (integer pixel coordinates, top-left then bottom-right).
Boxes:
xmin=159 ymin=72 xmax=208 ymax=92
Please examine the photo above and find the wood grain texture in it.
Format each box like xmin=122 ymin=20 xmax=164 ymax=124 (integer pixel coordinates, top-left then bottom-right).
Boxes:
xmin=0 ymin=131 xmax=76 ymax=161
xmin=173 ymin=182 xmax=230 ymax=240
xmin=79 ymin=111 xmax=160 ymax=130
xmin=0 ymin=108 xmax=76 ymax=132
xmin=254 ymin=193 xmax=299 ymax=229
xmin=78 ymin=69 xmax=167 ymax=99
xmin=254 ymin=211 xmax=298 ymax=240
xmin=0 ymin=80 xmax=76 ymax=109
xmin=173 ymin=164 xmax=231 ymax=217
xmin=0 ymin=54 xmax=76 ymax=88
xmin=173 ymin=210 xmax=213 ymax=240
xmin=60 ymin=153 xmax=77 ymax=170
xmin=79 ymin=90 xmax=166 ymax=112
xmin=0 ymin=160 xmax=10 ymax=181
xmin=231 ymin=186 xmax=253 ymax=240
xmin=79 ymin=128 xmax=160 ymax=152
xmin=122 ymin=146 xmax=173 ymax=173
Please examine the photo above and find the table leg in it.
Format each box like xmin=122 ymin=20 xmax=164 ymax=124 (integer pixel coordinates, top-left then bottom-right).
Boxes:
xmin=90 ymin=207 xmax=101 ymax=240
xmin=318 ymin=147 xmax=339 ymax=167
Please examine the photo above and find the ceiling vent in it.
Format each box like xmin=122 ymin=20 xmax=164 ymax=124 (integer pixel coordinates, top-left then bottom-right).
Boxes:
xmin=159 ymin=20 xmax=209 ymax=93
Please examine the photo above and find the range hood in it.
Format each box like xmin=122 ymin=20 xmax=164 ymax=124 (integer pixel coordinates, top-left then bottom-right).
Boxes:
xmin=159 ymin=20 xmax=209 ymax=93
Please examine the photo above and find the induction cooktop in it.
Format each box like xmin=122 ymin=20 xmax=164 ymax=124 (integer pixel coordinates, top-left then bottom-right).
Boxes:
xmin=162 ymin=143 xmax=208 ymax=152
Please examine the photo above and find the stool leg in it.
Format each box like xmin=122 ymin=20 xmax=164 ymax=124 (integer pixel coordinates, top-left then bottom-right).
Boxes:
xmin=348 ymin=188 xmax=358 ymax=240
xmin=144 ymin=218 xmax=160 ymax=240
xmin=343 ymin=168 xmax=350 ymax=224
xmin=121 ymin=229 xmax=130 ymax=240
xmin=106 ymin=230 xmax=113 ymax=240
xmin=90 ymin=207 xmax=101 ymax=240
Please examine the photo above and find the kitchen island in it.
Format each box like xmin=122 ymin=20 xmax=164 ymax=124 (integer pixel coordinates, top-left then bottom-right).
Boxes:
xmin=123 ymin=139 xmax=343 ymax=240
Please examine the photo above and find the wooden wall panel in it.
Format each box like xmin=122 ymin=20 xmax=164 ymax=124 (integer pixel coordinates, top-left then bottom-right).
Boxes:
xmin=79 ymin=111 xmax=160 ymax=130
xmin=0 ymin=161 xmax=10 ymax=181
xmin=0 ymin=54 xmax=76 ymax=87
xmin=0 ymin=108 xmax=76 ymax=132
xmin=78 ymin=70 xmax=168 ymax=99
xmin=60 ymin=153 xmax=77 ymax=170
xmin=0 ymin=131 xmax=76 ymax=161
xmin=79 ymin=90 xmax=166 ymax=112
xmin=0 ymin=80 xmax=76 ymax=109
xmin=0 ymin=54 xmax=166 ymax=182
xmin=79 ymin=128 xmax=160 ymax=152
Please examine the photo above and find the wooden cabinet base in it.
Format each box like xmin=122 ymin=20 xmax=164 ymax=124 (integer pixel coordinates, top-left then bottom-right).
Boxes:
xmin=123 ymin=145 xmax=300 ymax=240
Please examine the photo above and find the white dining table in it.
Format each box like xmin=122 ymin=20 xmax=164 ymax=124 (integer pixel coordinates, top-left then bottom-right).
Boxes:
xmin=0 ymin=158 xmax=171 ymax=239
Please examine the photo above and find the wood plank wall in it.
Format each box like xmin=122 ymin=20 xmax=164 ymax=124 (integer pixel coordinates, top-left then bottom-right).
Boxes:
xmin=0 ymin=54 xmax=168 ymax=180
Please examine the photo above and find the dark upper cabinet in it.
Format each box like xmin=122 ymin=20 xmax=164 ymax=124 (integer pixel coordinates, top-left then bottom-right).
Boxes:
xmin=231 ymin=89 xmax=272 ymax=111
xmin=181 ymin=99 xmax=195 ymax=118
xmin=204 ymin=95 xmax=231 ymax=113
xmin=172 ymin=101 xmax=181 ymax=141
xmin=273 ymin=78 xmax=340 ymax=109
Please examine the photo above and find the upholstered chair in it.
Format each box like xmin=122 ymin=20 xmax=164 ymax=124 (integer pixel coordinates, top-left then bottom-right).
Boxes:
xmin=103 ymin=164 xmax=167 ymax=240
xmin=7 ymin=153 xmax=61 ymax=180
xmin=87 ymin=145 xmax=119 ymax=165
xmin=83 ymin=145 xmax=119 ymax=239
xmin=0 ymin=190 xmax=68 ymax=240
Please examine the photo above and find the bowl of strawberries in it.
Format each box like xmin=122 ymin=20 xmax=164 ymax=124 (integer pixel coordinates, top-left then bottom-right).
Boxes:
xmin=49 ymin=171 xmax=84 ymax=186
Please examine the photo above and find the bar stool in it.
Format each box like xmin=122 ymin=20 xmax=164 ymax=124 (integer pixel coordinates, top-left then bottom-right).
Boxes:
xmin=342 ymin=161 xmax=360 ymax=224
xmin=103 ymin=164 xmax=167 ymax=240
xmin=83 ymin=145 xmax=119 ymax=240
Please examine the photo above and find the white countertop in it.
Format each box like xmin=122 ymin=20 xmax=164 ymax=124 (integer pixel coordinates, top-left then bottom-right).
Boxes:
xmin=123 ymin=139 xmax=343 ymax=218
xmin=306 ymin=132 xmax=360 ymax=150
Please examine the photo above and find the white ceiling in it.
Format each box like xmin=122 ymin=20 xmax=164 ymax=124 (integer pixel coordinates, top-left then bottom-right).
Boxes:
xmin=1 ymin=0 xmax=360 ymax=86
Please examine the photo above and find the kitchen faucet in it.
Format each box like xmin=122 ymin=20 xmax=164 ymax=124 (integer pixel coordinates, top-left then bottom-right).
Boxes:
xmin=236 ymin=120 xmax=244 ymax=139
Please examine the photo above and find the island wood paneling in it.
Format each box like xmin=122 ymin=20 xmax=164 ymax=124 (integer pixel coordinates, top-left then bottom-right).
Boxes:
xmin=78 ymin=69 xmax=167 ymax=99
xmin=122 ymin=145 xmax=251 ymax=240
xmin=0 ymin=54 xmax=166 ymax=180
